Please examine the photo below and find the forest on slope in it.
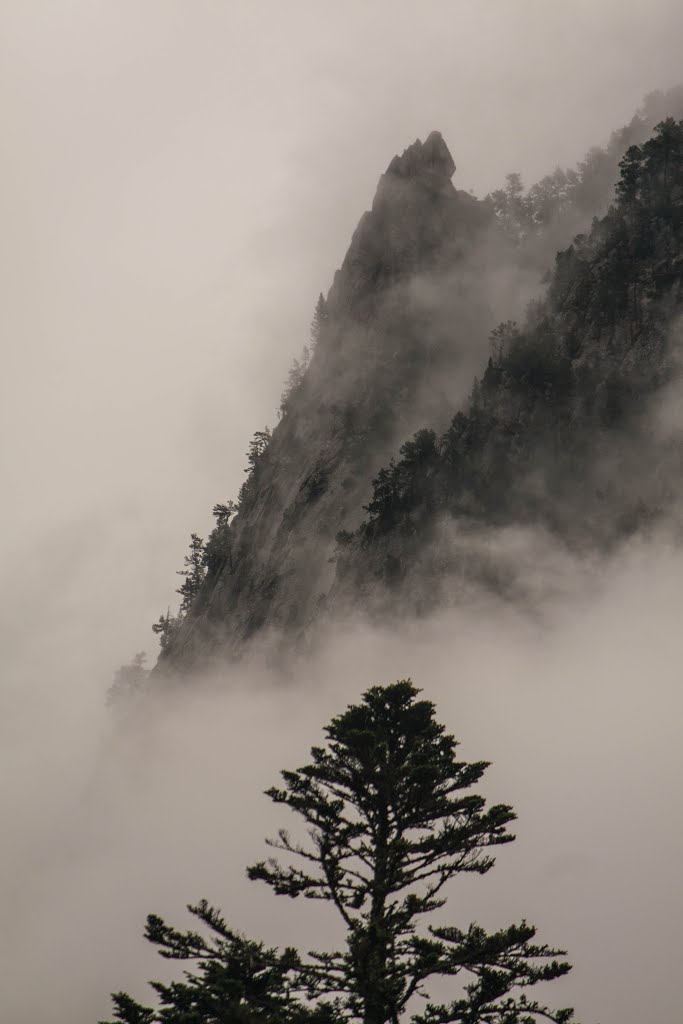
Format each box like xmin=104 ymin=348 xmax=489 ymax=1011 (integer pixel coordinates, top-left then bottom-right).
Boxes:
xmin=335 ymin=116 xmax=683 ymax=607
xmin=7 ymin=8 xmax=683 ymax=1024
xmin=116 ymin=88 xmax=683 ymax=684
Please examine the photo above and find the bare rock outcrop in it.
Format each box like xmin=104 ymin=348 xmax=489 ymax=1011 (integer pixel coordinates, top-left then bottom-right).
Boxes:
xmin=159 ymin=133 xmax=494 ymax=671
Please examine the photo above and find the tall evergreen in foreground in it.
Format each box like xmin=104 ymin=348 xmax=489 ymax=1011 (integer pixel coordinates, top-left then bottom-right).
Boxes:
xmin=102 ymin=682 xmax=576 ymax=1024
xmin=250 ymin=681 xmax=573 ymax=1024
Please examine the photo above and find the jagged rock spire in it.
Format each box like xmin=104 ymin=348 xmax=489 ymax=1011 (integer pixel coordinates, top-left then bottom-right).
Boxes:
xmin=159 ymin=131 xmax=490 ymax=670
xmin=328 ymin=131 xmax=485 ymax=313
xmin=385 ymin=131 xmax=456 ymax=181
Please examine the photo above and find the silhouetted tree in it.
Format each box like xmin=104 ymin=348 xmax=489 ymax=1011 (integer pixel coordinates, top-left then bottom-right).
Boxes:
xmin=202 ymin=503 xmax=239 ymax=577
xmin=100 ymin=901 xmax=336 ymax=1024
xmin=238 ymin=428 xmax=272 ymax=508
xmin=200 ymin=501 xmax=239 ymax=576
xmin=485 ymin=86 xmax=683 ymax=265
xmin=212 ymin=500 xmax=239 ymax=525
xmin=249 ymin=680 xmax=574 ymax=1024
xmin=488 ymin=173 xmax=533 ymax=244
xmin=279 ymin=294 xmax=328 ymax=418
xmin=176 ymin=533 xmax=206 ymax=614
xmin=310 ymin=293 xmax=328 ymax=347
xmin=247 ymin=429 xmax=272 ymax=469
xmin=152 ymin=609 xmax=181 ymax=653
xmin=280 ymin=347 xmax=311 ymax=417
xmin=101 ymin=682 xmax=576 ymax=1024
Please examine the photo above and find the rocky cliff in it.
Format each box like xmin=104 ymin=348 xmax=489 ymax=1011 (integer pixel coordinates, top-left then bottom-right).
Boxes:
xmin=333 ymin=117 xmax=683 ymax=612
xmin=162 ymin=132 xmax=497 ymax=669
xmin=156 ymin=108 xmax=683 ymax=674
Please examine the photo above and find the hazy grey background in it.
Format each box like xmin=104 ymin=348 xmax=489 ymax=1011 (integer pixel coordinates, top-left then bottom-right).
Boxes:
xmin=2 ymin=2 xmax=683 ymax=1022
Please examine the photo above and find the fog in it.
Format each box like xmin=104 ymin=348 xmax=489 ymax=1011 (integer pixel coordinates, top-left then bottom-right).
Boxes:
xmin=3 ymin=538 xmax=683 ymax=1022
xmin=2 ymin=2 xmax=683 ymax=1022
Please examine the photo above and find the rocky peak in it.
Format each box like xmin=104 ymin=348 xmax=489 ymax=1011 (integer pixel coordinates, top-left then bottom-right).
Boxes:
xmin=328 ymin=131 xmax=486 ymax=315
xmin=385 ymin=130 xmax=456 ymax=182
xmin=159 ymin=131 xmax=491 ymax=671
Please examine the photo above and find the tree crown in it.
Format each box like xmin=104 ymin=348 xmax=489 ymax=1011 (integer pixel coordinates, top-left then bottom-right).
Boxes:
xmin=103 ymin=681 xmax=575 ymax=1024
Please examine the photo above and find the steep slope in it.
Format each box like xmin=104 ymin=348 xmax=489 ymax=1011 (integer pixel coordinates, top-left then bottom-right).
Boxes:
xmin=486 ymin=85 xmax=683 ymax=277
xmin=162 ymin=132 xmax=495 ymax=668
xmin=332 ymin=118 xmax=683 ymax=611
xmin=153 ymin=106 xmax=683 ymax=674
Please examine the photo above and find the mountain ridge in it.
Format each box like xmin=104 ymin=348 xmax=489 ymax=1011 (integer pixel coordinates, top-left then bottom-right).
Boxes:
xmin=332 ymin=117 xmax=683 ymax=613
xmin=158 ymin=131 xmax=494 ymax=670
xmin=148 ymin=94 xmax=683 ymax=676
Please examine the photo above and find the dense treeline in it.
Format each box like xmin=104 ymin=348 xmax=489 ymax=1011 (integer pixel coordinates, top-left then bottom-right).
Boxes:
xmin=486 ymin=86 xmax=683 ymax=267
xmin=357 ymin=118 xmax=683 ymax=551
xmin=108 ymin=93 xmax=683 ymax=680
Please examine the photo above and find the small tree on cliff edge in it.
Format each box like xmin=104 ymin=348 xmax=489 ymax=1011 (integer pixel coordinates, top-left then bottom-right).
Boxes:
xmin=102 ymin=681 xmax=575 ymax=1024
xmin=176 ymin=533 xmax=206 ymax=614
xmin=249 ymin=680 xmax=574 ymax=1024
xmin=310 ymin=292 xmax=327 ymax=347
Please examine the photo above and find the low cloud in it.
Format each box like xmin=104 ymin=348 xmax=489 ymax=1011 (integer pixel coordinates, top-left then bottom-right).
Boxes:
xmin=2 ymin=530 xmax=682 ymax=1023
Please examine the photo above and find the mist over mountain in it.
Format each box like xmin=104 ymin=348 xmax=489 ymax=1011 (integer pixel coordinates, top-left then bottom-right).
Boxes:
xmin=153 ymin=89 xmax=683 ymax=673
xmin=4 ymin=7 xmax=683 ymax=1023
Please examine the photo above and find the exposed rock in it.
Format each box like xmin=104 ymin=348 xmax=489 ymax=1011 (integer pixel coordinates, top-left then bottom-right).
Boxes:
xmin=154 ymin=110 xmax=683 ymax=676
xmin=385 ymin=130 xmax=456 ymax=181
xmin=158 ymin=132 xmax=494 ymax=672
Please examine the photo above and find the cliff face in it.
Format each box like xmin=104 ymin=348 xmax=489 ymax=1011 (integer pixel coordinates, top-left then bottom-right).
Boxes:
xmin=164 ymin=133 xmax=495 ymax=668
xmin=159 ymin=113 xmax=683 ymax=672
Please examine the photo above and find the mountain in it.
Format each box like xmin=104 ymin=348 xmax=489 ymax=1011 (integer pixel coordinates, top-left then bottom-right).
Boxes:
xmin=152 ymin=98 xmax=683 ymax=675
xmin=334 ymin=117 xmax=683 ymax=611
xmin=160 ymin=130 xmax=496 ymax=669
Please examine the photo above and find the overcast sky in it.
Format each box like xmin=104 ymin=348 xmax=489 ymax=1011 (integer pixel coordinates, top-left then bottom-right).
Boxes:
xmin=2 ymin=3 xmax=683 ymax=1023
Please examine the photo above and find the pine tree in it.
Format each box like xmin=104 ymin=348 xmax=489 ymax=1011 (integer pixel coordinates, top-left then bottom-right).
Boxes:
xmin=201 ymin=502 xmax=239 ymax=576
xmin=101 ymin=681 xmax=576 ymax=1024
xmin=151 ymin=609 xmax=181 ymax=653
xmin=248 ymin=680 xmax=574 ymax=1024
xmin=176 ymin=533 xmax=206 ymax=614
xmin=100 ymin=901 xmax=335 ymax=1024
xmin=212 ymin=500 xmax=239 ymax=525
xmin=238 ymin=428 xmax=272 ymax=508
xmin=246 ymin=430 xmax=272 ymax=469
xmin=310 ymin=293 xmax=328 ymax=348
xmin=280 ymin=348 xmax=311 ymax=418
xmin=278 ymin=294 xmax=328 ymax=419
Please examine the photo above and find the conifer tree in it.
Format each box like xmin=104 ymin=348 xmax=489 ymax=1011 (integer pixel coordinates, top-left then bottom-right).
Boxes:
xmin=151 ymin=609 xmax=181 ymax=653
xmin=101 ymin=901 xmax=336 ymax=1024
xmin=280 ymin=348 xmax=311 ymax=417
xmin=245 ymin=429 xmax=271 ymax=470
xmin=202 ymin=502 xmax=239 ymax=576
xmin=278 ymin=293 xmax=328 ymax=419
xmin=248 ymin=680 xmax=574 ymax=1024
xmin=310 ymin=293 xmax=328 ymax=347
xmin=176 ymin=533 xmax=206 ymax=614
xmin=101 ymin=681 xmax=576 ymax=1024
xmin=238 ymin=428 xmax=272 ymax=508
xmin=212 ymin=500 xmax=239 ymax=526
